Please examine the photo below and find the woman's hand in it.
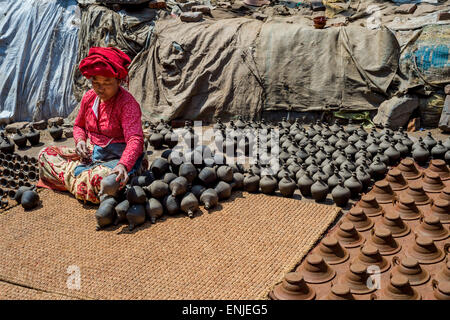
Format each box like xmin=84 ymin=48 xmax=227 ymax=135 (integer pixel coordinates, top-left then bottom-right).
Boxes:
xmin=75 ymin=140 xmax=89 ymax=159
xmin=111 ymin=163 xmax=129 ymax=187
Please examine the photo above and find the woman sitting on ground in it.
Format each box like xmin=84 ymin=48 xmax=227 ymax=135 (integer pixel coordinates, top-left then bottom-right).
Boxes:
xmin=38 ymin=47 xmax=147 ymax=204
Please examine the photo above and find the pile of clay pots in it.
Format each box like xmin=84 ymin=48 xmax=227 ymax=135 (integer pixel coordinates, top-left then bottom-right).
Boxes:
xmin=95 ymin=120 xmax=245 ymax=231
xmin=269 ymin=159 xmax=450 ymax=300
xmin=0 ymin=152 xmax=40 ymax=210
xmin=214 ymin=117 xmax=450 ymax=208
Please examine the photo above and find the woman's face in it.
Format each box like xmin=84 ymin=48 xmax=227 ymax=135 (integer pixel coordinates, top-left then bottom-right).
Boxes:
xmin=91 ymin=75 xmax=121 ymax=101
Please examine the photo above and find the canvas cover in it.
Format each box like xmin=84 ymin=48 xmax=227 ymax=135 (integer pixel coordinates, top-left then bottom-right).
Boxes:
xmin=129 ymin=17 xmax=400 ymax=121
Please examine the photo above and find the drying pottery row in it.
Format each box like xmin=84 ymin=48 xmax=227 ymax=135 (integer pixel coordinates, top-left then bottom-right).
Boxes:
xmin=270 ymin=158 xmax=450 ymax=300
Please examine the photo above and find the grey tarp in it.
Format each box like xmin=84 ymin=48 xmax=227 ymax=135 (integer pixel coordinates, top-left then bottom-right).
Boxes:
xmin=0 ymin=0 xmax=79 ymax=123
xmin=130 ymin=17 xmax=400 ymax=122
xmin=71 ymin=4 xmax=159 ymax=104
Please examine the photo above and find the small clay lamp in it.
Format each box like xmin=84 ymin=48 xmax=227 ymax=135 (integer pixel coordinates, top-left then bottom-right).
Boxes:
xmin=296 ymin=254 xmax=336 ymax=284
xmin=269 ymin=272 xmax=316 ymax=300
xmin=335 ymin=222 xmax=365 ymax=248
xmin=391 ymin=256 xmax=430 ymax=286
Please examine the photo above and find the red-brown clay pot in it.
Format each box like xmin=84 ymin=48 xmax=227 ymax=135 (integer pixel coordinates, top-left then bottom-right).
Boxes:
xmin=435 ymin=258 xmax=450 ymax=283
xmin=368 ymin=180 xmax=396 ymax=204
xmin=381 ymin=275 xmax=421 ymax=300
xmin=376 ymin=211 xmax=410 ymax=238
xmin=342 ymin=207 xmax=374 ymax=232
xmin=339 ymin=263 xmax=377 ymax=294
xmin=392 ymin=196 xmax=422 ymax=221
xmin=351 ymin=244 xmax=390 ymax=273
xmin=430 ymin=199 xmax=450 ymax=224
xmin=405 ymin=181 xmax=431 ymax=205
xmin=432 ymin=279 xmax=450 ymax=300
xmin=269 ymin=272 xmax=316 ymax=300
xmin=322 ymin=283 xmax=356 ymax=300
xmin=396 ymin=158 xmax=422 ymax=180
xmin=385 ymin=169 xmax=408 ymax=191
xmin=367 ymin=227 xmax=401 ymax=255
xmin=425 ymin=159 xmax=450 ymax=181
xmin=391 ymin=256 xmax=430 ymax=286
xmin=416 ymin=216 xmax=449 ymax=241
xmin=296 ymin=254 xmax=336 ymax=284
xmin=422 ymin=171 xmax=445 ymax=193
xmin=356 ymin=194 xmax=384 ymax=217
xmin=315 ymin=236 xmax=349 ymax=265
xmin=439 ymin=186 xmax=450 ymax=201
xmin=405 ymin=235 xmax=446 ymax=264
xmin=335 ymin=221 xmax=365 ymax=248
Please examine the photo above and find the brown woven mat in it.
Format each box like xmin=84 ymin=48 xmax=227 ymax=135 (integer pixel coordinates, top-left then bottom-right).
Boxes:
xmin=0 ymin=281 xmax=75 ymax=300
xmin=0 ymin=189 xmax=340 ymax=300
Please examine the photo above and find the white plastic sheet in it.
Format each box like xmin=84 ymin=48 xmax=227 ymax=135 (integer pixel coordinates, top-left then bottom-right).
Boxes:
xmin=0 ymin=0 xmax=79 ymax=123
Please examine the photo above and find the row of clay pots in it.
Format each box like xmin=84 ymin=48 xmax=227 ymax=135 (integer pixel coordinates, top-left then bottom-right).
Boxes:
xmin=0 ymin=177 xmax=35 ymax=189
xmin=270 ymin=239 xmax=449 ymax=300
xmin=0 ymin=153 xmax=38 ymax=164
xmin=0 ymin=161 xmax=39 ymax=174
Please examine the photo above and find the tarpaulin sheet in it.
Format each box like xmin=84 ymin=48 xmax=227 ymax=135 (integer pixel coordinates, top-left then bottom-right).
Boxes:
xmin=129 ymin=17 xmax=400 ymax=121
xmin=0 ymin=0 xmax=79 ymax=123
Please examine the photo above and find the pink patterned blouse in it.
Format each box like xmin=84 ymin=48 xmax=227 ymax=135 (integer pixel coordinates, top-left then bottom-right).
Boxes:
xmin=73 ymin=87 xmax=144 ymax=171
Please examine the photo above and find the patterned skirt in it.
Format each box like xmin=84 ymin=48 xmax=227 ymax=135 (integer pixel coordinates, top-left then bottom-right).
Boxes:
xmin=37 ymin=145 xmax=148 ymax=204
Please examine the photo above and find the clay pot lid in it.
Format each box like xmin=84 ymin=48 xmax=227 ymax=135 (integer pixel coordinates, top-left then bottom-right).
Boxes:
xmin=340 ymin=263 xmax=376 ymax=294
xmin=343 ymin=207 xmax=374 ymax=232
xmin=392 ymin=256 xmax=430 ymax=286
xmin=383 ymin=275 xmax=421 ymax=300
xmin=325 ymin=284 xmax=356 ymax=300
xmin=422 ymin=171 xmax=445 ymax=193
xmin=377 ymin=211 xmax=411 ymax=238
xmin=386 ymin=169 xmax=408 ymax=191
xmin=297 ymin=254 xmax=336 ymax=284
xmin=269 ymin=272 xmax=316 ymax=300
xmin=417 ymin=215 xmax=449 ymax=241
xmin=439 ymin=186 xmax=450 ymax=201
xmin=432 ymin=280 xmax=450 ymax=300
xmin=435 ymin=259 xmax=450 ymax=283
xmin=336 ymin=222 xmax=366 ymax=248
xmin=352 ymin=244 xmax=390 ymax=273
xmin=431 ymin=199 xmax=450 ymax=224
xmin=356 ymin=194 xmax=384 ymax=217
xmin=397 ymin=158 xmax=422 ymax=180
xmin=406 ymin=181 xmax=431 ymax=206
xmin=393 ymin=195 xmax=422 ymax=221
xmin=368 ymin=227 xmax=401 ymax=255
xmin=425 ymin=159 xmax=450 ymax=181
xmin=316 ymin=236 xmax=349 ymax=265
xmin=406 ymin=235 xmax=445 ymax=265
xmin=369 ymin=180 xmax=396 ymax=204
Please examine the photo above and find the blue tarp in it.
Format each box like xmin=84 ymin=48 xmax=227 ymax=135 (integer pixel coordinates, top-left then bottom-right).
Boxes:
xmin=0 ymin=0 xmax=79 ymax=123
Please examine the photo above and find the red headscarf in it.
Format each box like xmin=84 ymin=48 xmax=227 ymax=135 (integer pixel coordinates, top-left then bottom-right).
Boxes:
xmin=79 ymin=47 xmax=131 ymax=80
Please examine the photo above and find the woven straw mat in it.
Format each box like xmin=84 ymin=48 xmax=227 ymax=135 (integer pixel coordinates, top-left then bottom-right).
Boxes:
xmin=0 ymin=189 xmax=340 ymax=300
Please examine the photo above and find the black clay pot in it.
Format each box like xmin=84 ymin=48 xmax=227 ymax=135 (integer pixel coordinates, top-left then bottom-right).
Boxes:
xmin=198 ymin=167 xmax=217 ymax=186
xmin=331 ymin=179 xmax=351 ymax=207
xmin=180 ymin=192 xmax=199 ymax=218
xmin=163 ymin=194 xmax=180 ymax=216
xmin=412 ymin=142 xmax=430 ymax=166
xmin=126 ymin=204 xmax=146 ymax=231
xmin=344 ymin=172 xmax=363 ymax=199
xmin=311 ymin=177 xmax=329 ymax=202
xmin=200 ymin=188 xmax=219 ymax=210
xmin=244 ymin=170 xmax=260 ymax=193
xmin=13 ymin=185 xmax=35 ymax=204
xmin=215 ymin=181 xmax=232 ymax=200
xmin=260 ymin=175 xmax=277 ymax=195
xmin=145 ymin=198 xmax=163 ymax=224
xmin=26 ymin=127 xmax=41 ymax=145
xmin=12 ymin=129 xmax=28 ymax=149
xmin=131 ymin=175 xmax=154 ymax=188
xmin=164 ymin=129 xmax=178 ymax=148
xmin=95 ymin=200 xmax=116 ymax=230
xmin=169 ymin=176 xmax=188 ymax=197
xmin=146 ymin=180 xmax=169 ymax=199
xmin=191 ymin=184 xmax=206 ymax=199
xmin=217 ymin=165 xmax=233 ymax=183
xmin=149 ymin=132 xmax=164 ymax=149
xmin=150 ymin=158 xmax=170 ymax=179
xmin=100 ymin=174 xmax=120 ymax=197
xmin=179 ymin=163 xmax=197 ymax=184
xmin=231 ymin=172 xmax=244 ymax=190
xmin=162 ymin=172 xmax=177 ymax=185
xmin=279 ymin=174 xmax=296 ymax=198
xmin=21 ymin=190 xmax=40 ymax=210
xmin=0 ymin=136 xmax=15 ymax=154
xmin=49 ymin=123 xmax=63 ymax=141
xmin=431 ymin=141 xmax=447 ymax=160
xmin=114 ymin=200 xmax=129 ymax=225
xmin=126 ymin=186 xmax=147 ymax=205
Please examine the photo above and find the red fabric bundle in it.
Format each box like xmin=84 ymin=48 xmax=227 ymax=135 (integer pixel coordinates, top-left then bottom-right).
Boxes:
xmin=79 ymin=47 xmax=131 ymax=79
